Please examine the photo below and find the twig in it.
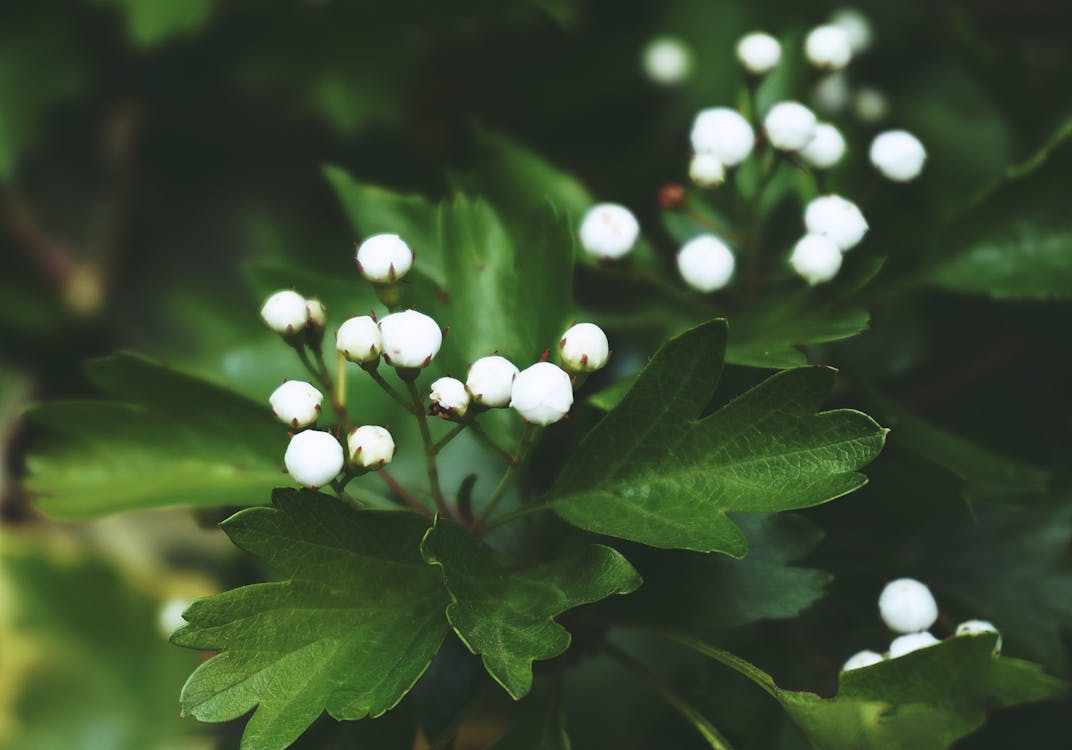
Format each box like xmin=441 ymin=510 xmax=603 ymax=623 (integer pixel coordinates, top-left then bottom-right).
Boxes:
xmin=404 ymin=378 xmax=454 ymax=519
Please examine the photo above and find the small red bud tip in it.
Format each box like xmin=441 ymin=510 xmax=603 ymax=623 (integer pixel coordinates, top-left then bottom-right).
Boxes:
xmin=580 ymin=353 xmax=589 ymax=366
xmin=314 ymin=403 xmax=321 ymax=411
xmin=388 ymin=263 xmax=396 ymax=280
xmin=355 ymin=259 xmax=363 ymax=271
xmin=558 ymin=338 xmax=566 ymax=350
xmin=539 ymin=348 xmax=551 ymax=362
xmin=287 ymin=431 xmax=295 ymax=438
xmin=422 ymin=355 xmax=432 ymax=366
xmin=657 ymin=182 xmax=686 ymax=210
xmin=291 ymin=418 xmax=299 ymax=427
xmin=355 ymin=446 xmax=363 ymax=454
xmin=441 ymin=326 xmax=450 ymax=338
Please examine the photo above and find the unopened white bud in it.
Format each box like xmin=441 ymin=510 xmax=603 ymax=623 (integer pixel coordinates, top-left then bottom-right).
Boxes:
xmin=831 ymin=8 xmax=872 ymax=53
xmin=355 ymin=233 xmax=414 ymax=283
xmin=379 ymin=310 xmax=442 ymax=368
xmin=841 ymin=650 xmax=884 ymax=672
xmin=157 ymin=597 xmax=190 ymax=638
xmin=269 ymin=380 xmax=323 ymax=428
xmin=429 ymin=376 xmax=470 ymax=418
xmin=347 ymin=425 xmax=395 ymax=469
xmin=466 ymin=356 xmax=519 ymax=408
xmin=804 ymin=195 xmax=868 ymax=251
xmin=559 ymin=323 xmax=610 ymax=373
xmin=261 ymin=290 xmax=308 ymax=335
xmin=805 ymin=25 xmax=853 ymax=70
xmin=790 ymin=235 xmax=842 ymax=285
xmin=764 ymin=102 xmax=817 ymax=151
xmin=689 ymin=153 xmax=726 ymax=188
xmin=854 ymin=87 xmax=889 ymax=123
xmin=336 ymin=315 xmax=383 ymax=364
xmin=690 ymin=108 xmax=754 ymax=167
xmin=813 ymin=72 xmax=851 ymax=114
xmin=284 ymin=430 xmax=344 ymax=488
xmin=579 ymin=203 xmax=640 ymax=261
xmin=677 ymin=235 xmax=735 ymax=292
xmin=878 ymin=578 xmax=938 ymax=634
xmin=305 ymin=298 xmax=327 ymax=328
xmin=736 ymin=32 xmax=781 ymax=75
xmin=801 ymin=123 xmax=846 ymax=169
xmin=870 ymin=130 xmax=926 ymax=182
xmin=956 ymin=620 xmax=1001 ymax=653
xmin=889 ymin=631 xmax=939 ymax=659
xmin=510 ymin=362 xmax=574 ymax=426
xmin=643 ymin=36 xmax=692 ymax=85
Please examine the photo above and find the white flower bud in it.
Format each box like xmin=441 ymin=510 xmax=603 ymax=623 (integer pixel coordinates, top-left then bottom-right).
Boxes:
xmin=355 ymin=233 xmax=414 ymax=283
xmin=579 ymin=203 xmax=640 ymax=261
xmin=305 ymin=298 xmax=327 ymax=328
xmin=269 ymin=380 xmax=323 ymax=428
xmin=466 ymin=355 xmax=519 ymax=408
xmin=888 ymin=631 xmax=940 ymax=659
xmin=878 ymin=578 xmax=938 ymax=634
xmin=805 ymin=25 xmax=853 ymax=70
xmin=841 ymin=649 xmax=884 ymax=672
xmin=854 ymin=87 xmax=889 ymax=123
xmin=736 ymin=32 xmax=781 ymax=75
xmin=157 ymin=597 xmax=190 ymax=637
xmin=955 ymin=619 xmax=1001 ymax=653
xmin=347 ymin=425 xmax=395 ymax=469
xmin=261 ymin=290 xmax=308 ymax=335
xmin=800 ymin=123 xmax=846 ymax=169
xmin=831 ymin=8 xmax=872 ymax=53
xmin=510 ymin=362 xmax=574 ymax=426
xmin=870 ymin=130 xmax=927 ymax=182
xmin=379 ymin=310 xmax=442 ymax=368
xmin=677 ymin=235 xmax=735 ymax=292
xmin=689 ymin=153 xmax=726 ymax=188
xmin=643 ymin=36 xmax=692 ymax=86
xmin=790 ymin=235 xmax=843 ymax=285
xmin=690 ymin=108 xmax=755 ymax=167
xmin=284 ymin=430 xmax=344 ymax=488
xmin=813 ymin=72 xmax=851 ymax=114
xmin=804 ymin=195 xmax=868 ymax=251
xmin=429 ymin=376 xmax=470 ymax=418
xmin=336 ymin=315 xmax=383 ymax=364
xmin=763 ymin=102 xmax=818 ymax=151
xmin=559 ymin=323 xmax=610 ymax=373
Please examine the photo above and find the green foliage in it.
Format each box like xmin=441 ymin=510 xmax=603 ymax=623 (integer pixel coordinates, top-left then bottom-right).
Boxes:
xmin=421 ymin=518 xmax=641 ymax=699
xmin=173 ymin=490 xmax=449 ymax=750
xmin=552 ymin=320 xmax=887 ymax=555
xmin=95 ymin=0 xmax=218 ymax=46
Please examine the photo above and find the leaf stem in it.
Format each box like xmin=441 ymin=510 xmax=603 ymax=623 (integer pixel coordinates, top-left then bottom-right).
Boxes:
xmin=293 ymin=343 xmax=350 ymax=431
xmin=432 ymin=422 xmax=467 ymax=453
xmin=377 ymin=468 xmax=433 ymax=518
xmin=365 ymin=365 xmax=415 ymax=412
xmin=404 ymin=378 xmax=454 ymax=519
xmin=467 ymin=420 xmax=519 ymax=465
xmin=603 ymin=640 xmax=736 ymax=750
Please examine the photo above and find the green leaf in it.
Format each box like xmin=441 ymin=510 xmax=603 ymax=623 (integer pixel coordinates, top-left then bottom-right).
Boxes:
xmin=173 ymin=490 xmax=448 ymax=750
xmin=95 ymin=0 xmax=217 ymax=46
xmin=673 ymin=632 xmax=1065 ymax=750
xmin=420 ymin=518 xmax=641 ymax=699
xmin=551 ymin=320 xmax=886 ymax=555
xmin=594 ymin=515 xmax=829 ymax=634
xmin=25 ymin=353 xmax=285 ymax=519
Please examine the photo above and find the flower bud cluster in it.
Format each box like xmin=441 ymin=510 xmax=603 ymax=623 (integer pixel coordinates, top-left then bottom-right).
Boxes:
xmin=840 ymin=577 xmax=1001 ymax=673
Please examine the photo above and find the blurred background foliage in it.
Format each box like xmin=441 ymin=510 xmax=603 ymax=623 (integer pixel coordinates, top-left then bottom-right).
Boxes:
xmin=2 ymin=0 xmax=1071 ymax=748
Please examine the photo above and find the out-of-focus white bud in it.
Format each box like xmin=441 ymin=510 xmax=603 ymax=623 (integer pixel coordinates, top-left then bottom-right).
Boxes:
xmin=643 ymin=36 xmax=692 ymax=86
xmin=888 ymin=631 xmax=940 ymax=659
xmin=956 ymin=620 xmax=1001 ymax=653
xmin=379 ymin=310 xmax=443 ymax=368
xmin=854 ymin=87 xmax=889 ymax=123
xmin=831 ymin=8 xmax=873 ymax=53
xmin=261 ymin=290 xmax=308 ymax=335
xmin=429 ymin=376 xmax=470 ymax=418
xmin=813 ymin=72 xmax=851 ymax=114
xmin=466 ymin=356 xmax=519 ymax=408
xmin=579 ymin=203 xmax=640 ymax=261
xmin=510 ymin=362 xmax=574 ymax=426
xmin=841 ymin=650 xmax=884 ymax=672
xmin=736 ymin=32 xmax=782 ymax=75
xmin=269 ymin=380 xmax=323 ymax=428
xmin=804 ymin=195 xmax=868 ymax=251
xmin=157 ymin=597 xmax=190 ymax=638
xmin=305 ymin=298 xmax=327 ymax=329
xmin=284 ymin=430 xmax=345 ymax=488
xmin=677 ymin=235 xmax=735 ymax=292
xmin=805 ymin=24 xmax=853 ymax=70
xmin=790 ymin=235 xmax=843 ymax=285
xmin=355 ymin=233 xmax=414 ymax=283
xmin=336 ymin=315 xmax=383 ymax=364
xmin=559 ymin=323 xmax=610 ymax=373
xmin=870 ymin=130 xmax=927 ymax=182
xmin=690 ymin=108 xmax=755 ymax=167
xmin=347 ymin=425 xmax=395 ymax=469
xmin=689 ymin=153 xmax=726 ymax=188
xmin=764 ymin=102 xmax=817 ymax=151
xmin=801 ymin=123 xmax=846 ymax=169
xmin=878 ymin=578 xmax=938 ymax=634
